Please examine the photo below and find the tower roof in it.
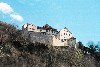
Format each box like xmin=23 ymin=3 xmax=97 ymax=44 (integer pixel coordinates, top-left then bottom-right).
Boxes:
xmin=64 ymin=27 xmax=72 ymax=34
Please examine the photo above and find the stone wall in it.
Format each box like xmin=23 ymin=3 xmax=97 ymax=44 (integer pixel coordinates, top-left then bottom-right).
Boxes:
xmin=22 ymin=31 xmax=53 ymax=45
xmin=21 ymin=31 xmax=76 ymax=47
xmin=67 ymin=37 xmax=76 ymax=48
xmin=29 ymin=32 xmax=53 ymax=45
xmin=28 ymin=32 xmax=69 ymax=46
xmin=52 ymin=36 xmax=68 ymax=46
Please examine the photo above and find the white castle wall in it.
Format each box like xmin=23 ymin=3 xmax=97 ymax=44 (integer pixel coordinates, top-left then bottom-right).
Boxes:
xmin=60 ymin=28 xmax=73 ymax=40
xmin=22 ymin=24 xmax=37 ymax=32
xmin=52 ymin=36 xmax=68 ymax=46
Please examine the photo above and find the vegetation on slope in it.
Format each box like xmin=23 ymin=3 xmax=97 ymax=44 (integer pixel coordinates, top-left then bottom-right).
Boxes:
xmin=0 ymin=21 xmax=98 ymax=67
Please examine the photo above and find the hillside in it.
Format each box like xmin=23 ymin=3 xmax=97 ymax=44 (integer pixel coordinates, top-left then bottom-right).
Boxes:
xmin=0 ymin=21 xmax=98 ymax=67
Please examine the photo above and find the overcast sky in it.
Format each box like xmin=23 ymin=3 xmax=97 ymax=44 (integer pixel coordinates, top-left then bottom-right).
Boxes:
xmin=0 ymin=0 xmax=100 ymax=46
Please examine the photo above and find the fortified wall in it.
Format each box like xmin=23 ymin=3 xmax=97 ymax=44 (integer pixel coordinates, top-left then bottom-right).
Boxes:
xmin=22 ymin=31 xmax=69 ymax=46
xmin=21 ymin=23 xmax=76 ymax=47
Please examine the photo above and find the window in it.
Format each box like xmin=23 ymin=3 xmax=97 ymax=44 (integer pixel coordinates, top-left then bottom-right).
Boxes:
xmin=43 ymin=33 xmax=44 ymax=35
xmin=64 ymin=33 xmax=65 ymax=35
xmin=64 ymin=39 xmax=66 ymax=41
xmin=69 ymin=34 xmax=70 ymax=36
xmin=46 ymin=30 xmax=48 ymax=32
xmin=66 ymin=33 xmax=67 ymax=35
xmin=52 ymin=30 xmax=53 ymax=33
xmin=40 ymin=30 xmax=42 ymax=31
xmin=48 ymin=41 xmax=49 ymax=43
xmin=64 ymin=37 xmax=65 ymax=38
xmin=44 ymin=33 xmax=46 ymax=35
xmin=32 ymin=28 xmax=35 ymax=30
xmin=61 ymin=39 xmax=64 ymax=42
xmin=30 ymin=28 xmax=31 ymax=29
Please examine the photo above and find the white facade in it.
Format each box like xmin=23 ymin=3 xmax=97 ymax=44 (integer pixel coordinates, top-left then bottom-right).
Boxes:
xmin=52 ymin=35 xmax=68 ymax=46
xmin=22 ymin=23 xmax=37 ymax=32
xmin=60 ymin=28 xmax=73 ymax=40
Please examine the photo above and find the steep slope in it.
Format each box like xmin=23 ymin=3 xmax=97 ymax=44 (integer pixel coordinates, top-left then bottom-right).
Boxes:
xmin=0 ymin=21 xmax=97 ymax=67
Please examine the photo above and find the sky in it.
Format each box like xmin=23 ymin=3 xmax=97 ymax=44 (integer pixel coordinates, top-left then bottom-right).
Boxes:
xmin=0 ymin=0 xmax=100 ymax=46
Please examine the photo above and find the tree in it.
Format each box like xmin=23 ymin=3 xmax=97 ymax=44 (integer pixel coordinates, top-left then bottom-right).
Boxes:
xmin=78 ymin=41 xmax=83 ymax=50
xmin=88 ymin=41 xmax=99 ymax=55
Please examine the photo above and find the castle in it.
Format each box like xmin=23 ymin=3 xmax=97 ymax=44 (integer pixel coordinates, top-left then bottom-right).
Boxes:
xmin=22 ymin=23 xmax=76 ymax=47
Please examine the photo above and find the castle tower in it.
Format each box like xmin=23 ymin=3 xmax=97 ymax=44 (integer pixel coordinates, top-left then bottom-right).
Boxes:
xmin=22 ymin=23 xmax=37 ymax=32
xmin=59 ymin=27 xmax=73 ymax=41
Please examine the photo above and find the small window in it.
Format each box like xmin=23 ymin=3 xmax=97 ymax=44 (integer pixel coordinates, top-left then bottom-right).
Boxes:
xmin=64 ymin=37 xmax=65 ymax=38
xmin=61 ymin=39 xmax=64 ymax=42
xmin=30 ymin=28 xmax=31 ymax=29
xmin=66 ymin=33 xmax=67 ymax=35
xmin=32 ymin=28 xmax=35 ymax=30
xmin=64 ymin=39 xmax=66 ymax=41
xmin=69 ymin=34 xmax=70 ymax=36
xmin=40 ymin=30 xmax=42 ymax=31
xmin=46 ymin=30 xmax=48 ymax=32
xmin=64 ymin=33 xmax=65 ymax=35
xmin=44 ymin=33 xmax=46 ymax=35
xmin=52 ymin=30 xmax=53 ymax=33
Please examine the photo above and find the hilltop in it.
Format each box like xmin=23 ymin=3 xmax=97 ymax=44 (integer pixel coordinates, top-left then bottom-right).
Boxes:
xmin=0 ymin=21 xmax=98 ymax=67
